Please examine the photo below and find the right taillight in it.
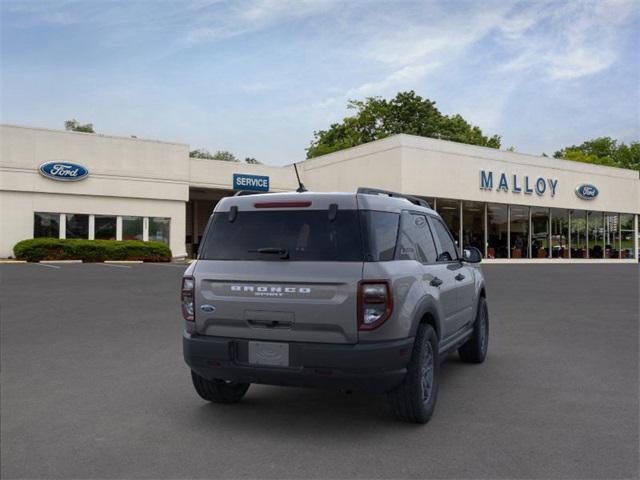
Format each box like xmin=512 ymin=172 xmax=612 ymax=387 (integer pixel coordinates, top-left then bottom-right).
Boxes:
xmin=358 ymin=280 xmax=393 ymax=330
xmin=181 ymin=276 xmax=195 ymax=322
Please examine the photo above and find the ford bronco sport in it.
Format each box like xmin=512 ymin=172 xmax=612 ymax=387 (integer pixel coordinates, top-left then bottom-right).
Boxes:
xmin=182 ymin=188 xmax=488 ymax=423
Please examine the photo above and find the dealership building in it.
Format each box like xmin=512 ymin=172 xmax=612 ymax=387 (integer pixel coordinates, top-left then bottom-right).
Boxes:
xmin=1 ymin=124 xmax=638 ymax=262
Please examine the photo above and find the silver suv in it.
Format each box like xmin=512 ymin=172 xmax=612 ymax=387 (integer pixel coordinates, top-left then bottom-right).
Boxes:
xmin=182 ymin=188 xmax=488 ymax=423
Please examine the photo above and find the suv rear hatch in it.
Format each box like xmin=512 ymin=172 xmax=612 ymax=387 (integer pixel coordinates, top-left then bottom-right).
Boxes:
xmin=193 ymin=194 xmax=363 ymax=344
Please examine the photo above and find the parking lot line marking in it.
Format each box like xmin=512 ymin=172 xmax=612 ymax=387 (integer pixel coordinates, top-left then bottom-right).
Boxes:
xmin=97 ymin=263 xmax=132 ymax=269
xmin=148 ymin=263 xmax=189 ymax=267
xmin=36 ymin=263 xmax=61 ymax=269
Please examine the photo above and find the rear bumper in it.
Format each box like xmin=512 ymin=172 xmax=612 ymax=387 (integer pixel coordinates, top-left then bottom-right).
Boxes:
xmin=183 ymin=333 xmax=414 ymax=393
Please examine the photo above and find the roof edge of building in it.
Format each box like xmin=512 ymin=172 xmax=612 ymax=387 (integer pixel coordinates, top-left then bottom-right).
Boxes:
xmin=296 ymin=135 xmax=403 ymax=168
xmin=398 ymin=133 xmax=639 ymax=179
xmin=300 ymin=133 xmax=639 ymax=179
xmin=0 ymin=123 xmax=190 ymax=148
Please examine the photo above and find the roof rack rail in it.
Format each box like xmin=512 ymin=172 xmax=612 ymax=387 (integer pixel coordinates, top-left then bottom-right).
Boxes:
xmin=357 ymin=187 xmax=431 ymax=209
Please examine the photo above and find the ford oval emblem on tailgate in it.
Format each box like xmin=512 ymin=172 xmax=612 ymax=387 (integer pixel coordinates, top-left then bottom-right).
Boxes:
xmin=200 ymin=304 xmax=216 ymax=313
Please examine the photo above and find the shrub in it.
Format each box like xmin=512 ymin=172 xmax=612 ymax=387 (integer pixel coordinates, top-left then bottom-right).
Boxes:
xmin=13 ymin=238 xmax=172 ymax=262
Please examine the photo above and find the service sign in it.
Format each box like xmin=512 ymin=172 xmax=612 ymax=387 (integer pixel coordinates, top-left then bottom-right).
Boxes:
xmin=233 ymin=173 xmax=269 ymax=192
xmin=39 ymin=161 xmax=89 ymax=182
xmin=575 ymin=184 xmax=598 ymax=200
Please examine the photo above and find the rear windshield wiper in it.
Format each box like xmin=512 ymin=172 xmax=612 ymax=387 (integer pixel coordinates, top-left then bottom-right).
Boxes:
xmin=248 ymin=247 xmax=290 ymax=259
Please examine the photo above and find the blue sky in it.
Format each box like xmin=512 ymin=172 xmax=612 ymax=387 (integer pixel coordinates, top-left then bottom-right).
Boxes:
xmin=2 ymin=0 xmax=639 ymax=165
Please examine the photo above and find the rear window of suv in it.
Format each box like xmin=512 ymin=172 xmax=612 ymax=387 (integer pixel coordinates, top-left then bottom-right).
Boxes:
xmin=199 ymin=209 xmax=401 ymax=262
xmin=200 ymin=210 xmax=364 ymax=261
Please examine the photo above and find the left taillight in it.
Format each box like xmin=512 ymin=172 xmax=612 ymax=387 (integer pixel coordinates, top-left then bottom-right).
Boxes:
xmin=358 ymin=280 xmax=393 ymax=331
xmin=181 ymin=276 xmax=195 ymax=322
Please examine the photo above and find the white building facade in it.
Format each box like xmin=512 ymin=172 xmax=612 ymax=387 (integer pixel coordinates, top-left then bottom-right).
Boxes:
xmin=1 ymin=124 xmax=638 ymax=262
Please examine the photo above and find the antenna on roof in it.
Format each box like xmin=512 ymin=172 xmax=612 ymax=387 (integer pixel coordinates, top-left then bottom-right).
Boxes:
xmin=293 ymin=163 xmax=307 ymax=192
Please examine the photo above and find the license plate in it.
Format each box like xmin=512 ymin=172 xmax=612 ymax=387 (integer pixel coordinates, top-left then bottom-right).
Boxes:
xmin=248 ymin=341 xmax=289 ymax=367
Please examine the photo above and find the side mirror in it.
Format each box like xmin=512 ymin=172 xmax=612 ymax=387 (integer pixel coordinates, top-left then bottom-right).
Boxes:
xmin=462 ymin=246 xmax=482 ymax=263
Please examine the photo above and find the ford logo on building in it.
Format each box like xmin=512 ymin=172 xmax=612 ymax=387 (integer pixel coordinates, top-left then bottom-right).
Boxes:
xmin=575 ymin=184 xmax=598 ymax=200
xmin=39 ymin=161 xmax=89 ymax=182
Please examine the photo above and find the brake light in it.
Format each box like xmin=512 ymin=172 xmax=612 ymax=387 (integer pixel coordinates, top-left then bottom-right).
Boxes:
xmin=254 ymin=201 xmax=312 ymax=208
xmin=358 ymin=280 xmax=393 ymax=330
xmin=181 ymin=276 xmax=195 ymax=322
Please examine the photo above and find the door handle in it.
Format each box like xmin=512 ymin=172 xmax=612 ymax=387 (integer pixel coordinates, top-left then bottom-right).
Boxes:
xmin=455 ymin=273 xmax=465 ymax=281
xmin=430 ymin=277 xmax=443 ymax=287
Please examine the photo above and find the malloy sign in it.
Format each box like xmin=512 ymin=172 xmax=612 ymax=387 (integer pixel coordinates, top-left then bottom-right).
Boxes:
xmin=480 ymin=170 xmax=558 ymax=197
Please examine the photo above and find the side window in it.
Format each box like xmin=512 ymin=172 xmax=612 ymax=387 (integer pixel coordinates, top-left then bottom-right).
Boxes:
xmin=431 ymin=217 xmax=458 ymax=262
xmin=397 ymin=212 xmax=438 ymax=263
xmin=362 ymin=211 xmax=400 ymax=261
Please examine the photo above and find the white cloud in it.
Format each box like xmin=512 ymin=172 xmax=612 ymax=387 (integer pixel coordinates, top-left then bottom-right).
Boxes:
xmin=359 ymin=5 xmax=512 ymax=67
xmin=183 ymin=0 xmax=341 ymax=44
xmin=347 ymin=63 xmax=440 ymax=97
xmin=499 ymin=0 xmax=637 ymax=80
xmin=3 ymin=0 xmax=637 ymax=164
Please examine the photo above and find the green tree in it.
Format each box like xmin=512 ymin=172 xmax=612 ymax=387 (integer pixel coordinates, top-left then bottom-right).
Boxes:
xmin=189 ymin=149 xmax=215 ymax=159
xmin=244 ymin=157 xmax=262 ymax=164
xmin=554 ymin=137 xmax=640 ymax=171
xmin=189 ymin=149 xmax=239 ymax=162
xmin=212 ymin=150 xmax=238 ymax=162
xmin=306 ymin=91 xmax=501 ymax=158
xmin=64 ymin=119 xmax=94 ymax=133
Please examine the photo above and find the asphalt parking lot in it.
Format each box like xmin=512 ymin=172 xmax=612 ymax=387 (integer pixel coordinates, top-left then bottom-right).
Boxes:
xmin=1 ymin=263 xmax=638 ymax=479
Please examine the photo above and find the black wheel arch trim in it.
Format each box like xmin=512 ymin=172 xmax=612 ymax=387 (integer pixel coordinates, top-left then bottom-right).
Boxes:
xmin=410 ymin=296 xmax=442 ymax=340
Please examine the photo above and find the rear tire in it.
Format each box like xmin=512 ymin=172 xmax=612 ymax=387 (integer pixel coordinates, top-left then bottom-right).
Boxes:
xmin=387 ymin=324 xmax=439 ymax=424
xmin=458 ymin=296 xmax=489 ymax=363
xmin=191 ymin=371 xmax=250 ymax=403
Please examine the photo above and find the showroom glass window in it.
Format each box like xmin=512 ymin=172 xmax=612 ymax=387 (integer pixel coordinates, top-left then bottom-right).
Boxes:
xmin=620 ymin=214 xmax=636 ymax=259
xmin=588 ymin=211 xmax=604 ymax=258
xmin=603 ymin=213 xmax=619 ymax=259
xmin=95 ymin=215 xmax=117 ymax=240
xmin=510 ymin=205 xmax=529 ymax=259
xmin=571 ymin=210 xmax=587 ymax=258
xmin=486 ymin=203 xmax=508 ymax=259
xmin=34 ymin=212 xmax=59 ymax=238
xmin=122 ymin=216 xmax=143 ymax=241
xmin=551 ymin=209 xmax=570 ymax=259
xmin=531 ymin=207 xmax=550 ymax=259
xmin=65 ymin=214 xmax=89 ymax=239
xmin=436 ymin=198 xmax=460 ymax=246
xmin=149 ymin=217 xmax=170 ymax=244
xmin=462 ymin=201 xmax=485 ymax=255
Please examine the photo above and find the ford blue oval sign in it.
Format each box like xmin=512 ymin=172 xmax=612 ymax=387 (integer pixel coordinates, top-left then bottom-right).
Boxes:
xmin=575 ymin=184 xmax=598 ymax=200
xmin=39 ymin=161 xmax=89 ymax=182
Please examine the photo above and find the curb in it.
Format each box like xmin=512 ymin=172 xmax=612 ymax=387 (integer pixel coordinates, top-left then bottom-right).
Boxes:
xmin=0 ymin=259 xmax=27 ymax=264
xmin=40 ymin=260 xmax=82 ymax=264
